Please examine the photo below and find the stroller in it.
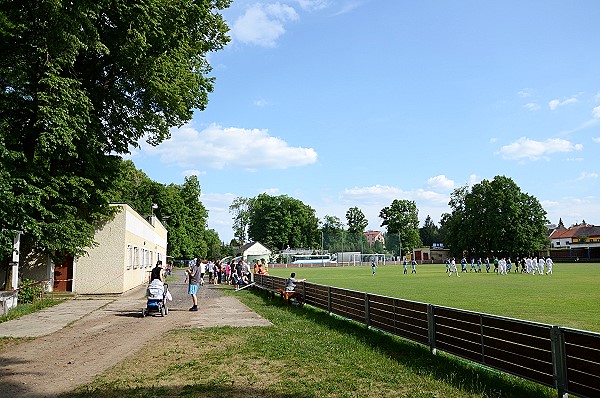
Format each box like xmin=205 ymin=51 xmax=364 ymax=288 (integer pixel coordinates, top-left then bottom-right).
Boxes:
xmin=141 ymin=279 xmax=169 ymax=317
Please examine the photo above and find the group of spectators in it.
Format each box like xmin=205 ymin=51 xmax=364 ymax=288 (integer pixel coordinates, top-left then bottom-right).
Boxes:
xmin=185 ymin=257 xmax=270 ymax=291
xmin=445 ymin=256 xmax=554 ymax=277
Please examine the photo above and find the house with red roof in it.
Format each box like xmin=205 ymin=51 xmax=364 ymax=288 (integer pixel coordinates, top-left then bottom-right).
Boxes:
xmin=363 ymin=230 xmax=385 ymax=246
xmin=549 ymin=223 xmax=592 ymax=249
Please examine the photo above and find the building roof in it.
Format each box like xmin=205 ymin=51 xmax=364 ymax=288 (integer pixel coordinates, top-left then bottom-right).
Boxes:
xmin=573 ymin=226 xmax=600 ymax=238
xmin=236 ymin=241 xmax=271 ymax=255
xmin=549 ymin=224 xmax=589 ymax=239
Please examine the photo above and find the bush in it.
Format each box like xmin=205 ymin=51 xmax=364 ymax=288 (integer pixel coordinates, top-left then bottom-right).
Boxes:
xmin=18 ymin=279 xmax=44 ymax=304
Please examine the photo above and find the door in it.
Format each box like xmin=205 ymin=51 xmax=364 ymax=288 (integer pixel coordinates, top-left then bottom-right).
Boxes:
xmin=53 ymin=254 xmax=73 ymax=291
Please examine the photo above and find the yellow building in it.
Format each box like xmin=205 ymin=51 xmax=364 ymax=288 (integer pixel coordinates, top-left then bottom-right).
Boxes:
xmin=72 ymin=203 xmax=168 ymax=294
xmin=21 ymin=203 xmax=168 ymax=294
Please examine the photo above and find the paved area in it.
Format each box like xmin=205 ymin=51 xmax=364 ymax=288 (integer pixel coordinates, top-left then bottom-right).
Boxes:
xmin=0 ymin=271 xmax=269 ymax=338
xmin=0 ymin=299 xmax=112 ymax=338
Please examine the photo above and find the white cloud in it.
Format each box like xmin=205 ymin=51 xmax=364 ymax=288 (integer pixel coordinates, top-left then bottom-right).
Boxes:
xmin=489 ymin=137 xmax=498 ymax=144
xmin=518 ymin=88 xmax=533 ymax=98
xmin=427 ymin=175 xmax=455 ymax=191
xmin=541 ymin=196 xmax=600 ymax=228
xmin=262 ymin=187 xmax=281 ymax=195
xmin=231 ymin=3 xmax=299 ymax=47
xmin=549 ymin=97 xmax=577 ymax=110
xmin=576 ymin=172 xmax=599 ymax=181
xmin=293 ymin=0 xmax=329 ymax=11
xmin=182 ymin=169 xmax=206 ymax=177
xmin=342 ymin=184 xmax=448 ymax=205
xmin=147 ymin=124 xmax=317 ymax=171
xmin=498 ymin=137 xmax=583 ymax=161
xmin=333 ymin=1 xmax=363 ymax=16
xmin=523 ymin=102 xmax=541 ymax=111
xmin=254 ymin=98 xmax=269 ymax=107
xmin=593 ymin=106 xmax=600 ymax=118
xmin=467 ymin=174 xmax=480 ymax=187
xmin=593 ymin=137 xmax=600 ymax=143
xmin=343 ymin=184 xmax=403 ymax=199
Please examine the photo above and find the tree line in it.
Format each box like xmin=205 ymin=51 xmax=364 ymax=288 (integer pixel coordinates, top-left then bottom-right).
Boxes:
xmin=0 ymin=0 xmax=231 ymax=281
xmin=230 ymin=175 xmax=550 ymax=259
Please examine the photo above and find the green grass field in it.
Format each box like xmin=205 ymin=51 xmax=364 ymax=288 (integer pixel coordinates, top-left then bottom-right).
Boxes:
xmin=268 ymin=262 xmax=600 ymax=332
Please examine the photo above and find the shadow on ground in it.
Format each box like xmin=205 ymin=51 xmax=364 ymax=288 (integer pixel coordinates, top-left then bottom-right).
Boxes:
xmin=63 ymin=384 xmax=307 ymax=398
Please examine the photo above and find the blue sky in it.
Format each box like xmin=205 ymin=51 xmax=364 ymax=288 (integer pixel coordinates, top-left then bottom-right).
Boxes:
xmin=129 ymin=0 xmax=600 ymax=242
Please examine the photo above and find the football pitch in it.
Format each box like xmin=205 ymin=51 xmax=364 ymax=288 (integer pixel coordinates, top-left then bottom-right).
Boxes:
xmin=268 ymin=262 xmax=600 ymax=332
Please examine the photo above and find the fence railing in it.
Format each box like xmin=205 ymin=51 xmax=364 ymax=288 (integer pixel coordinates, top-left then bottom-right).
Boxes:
xmin=254 ymin=274 xmax=600 ymax=398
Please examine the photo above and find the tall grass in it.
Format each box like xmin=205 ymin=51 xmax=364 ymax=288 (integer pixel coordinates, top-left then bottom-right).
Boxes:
xmin=269 ymin=262 xmax=600 ymax=332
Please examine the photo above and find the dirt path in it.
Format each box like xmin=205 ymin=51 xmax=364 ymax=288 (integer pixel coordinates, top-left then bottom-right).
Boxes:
xmin=0 ymin=272 xmax=269 ymax=398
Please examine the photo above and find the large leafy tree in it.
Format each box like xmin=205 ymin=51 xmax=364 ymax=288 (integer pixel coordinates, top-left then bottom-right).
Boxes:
xmin=229 ymin=197 xmax=253 ymax=245
xmin=441 ymin=176 xmax=548 ymax=257
xmin=419 ymin=215 xmax=441 ymax=247
xmin=346 ymin=207 xmax=368 ymax=233
xmin=0 ymin=1 xmax=230 ymax=260
xmin=379 ymin=199 xmax=422 ymax=255
xmin=247 ymin=194 xmax=319 ymax=251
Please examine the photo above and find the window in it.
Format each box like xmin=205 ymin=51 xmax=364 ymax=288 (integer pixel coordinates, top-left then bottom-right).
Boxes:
xmin=127 ymin=245 xmax=132 ymax=270
xmin=134 ymin=247 xmax=139 ymax=269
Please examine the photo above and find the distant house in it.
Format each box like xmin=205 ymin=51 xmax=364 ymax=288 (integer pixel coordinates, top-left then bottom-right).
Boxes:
xmin=364 ymin=231 xmax=385 ymax=246
xmin=236 ymin=242 xmax=271 ymax=263
xmin=549 ymin=223 xmax=593 ymax=249
xmin=21 ymin=203 xmax=168 ymax=294
xmin=571 ymin=226 xmax=600 ymax=246
xmin=413 ymin=247 xmax=450 ymax=263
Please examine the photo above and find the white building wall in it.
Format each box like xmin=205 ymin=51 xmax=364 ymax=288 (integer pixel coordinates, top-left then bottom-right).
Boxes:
xmin=74 ymin=204 xmax=167 ymax=294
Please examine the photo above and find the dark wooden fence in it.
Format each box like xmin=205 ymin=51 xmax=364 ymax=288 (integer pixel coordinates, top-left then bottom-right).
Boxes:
xmin=254 ymin=274 xmax=599 ymax=398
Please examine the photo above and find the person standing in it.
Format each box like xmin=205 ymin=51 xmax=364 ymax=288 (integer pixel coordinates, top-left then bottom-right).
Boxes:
xmin=461 ymin=257 xmax=467 ymax=273
xmin=449 ymin=258 xmax=459 ymax=277
xmin=403 ymin=259 xmax=408 ymax=274
xmin=538 ymin=257 xmax=545 ymax=275
xmin=545 ymin=257 xmax=554 ymax=275
xmin=411 ymin=259 xmax=417 ymax=274
xmin=477 ymin=258 xmax=482 ymax=273
xmin=371 ymin=260 xmax=377 ymax=275
xmin=485 ymin=257 xmax=490 ymax=273
xmin=199 ymin=260 xmax=206 ymax=286
xmin=186 ymin=261 xmax=200 ymax=311
xmin=150 ymin=260 xmax=163 ymax=282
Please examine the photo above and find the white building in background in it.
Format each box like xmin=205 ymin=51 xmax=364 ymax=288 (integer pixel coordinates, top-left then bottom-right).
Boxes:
xmin=22 ymin=203 xmax=168 ymax=294
xmin=236 ymin=241 xmax=272 ymax=264
xmin=73 ymin=203 xmax=168 ymax=294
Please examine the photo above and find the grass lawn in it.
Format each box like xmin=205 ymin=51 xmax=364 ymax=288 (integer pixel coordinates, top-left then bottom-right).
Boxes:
xmin=67 ymin=288 xmax=555 ymax=398
xmin=268 ymin=262 xmax=600 ymax=332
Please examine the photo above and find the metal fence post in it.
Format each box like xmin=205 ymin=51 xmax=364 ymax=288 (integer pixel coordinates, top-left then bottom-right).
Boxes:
xmin=427 ymin=304 xmax=436 ymax=355
xmin=551 ymin=326 xmax=568 ymax=398
xmin=365 ymin=293 xmax=370 ymax=328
